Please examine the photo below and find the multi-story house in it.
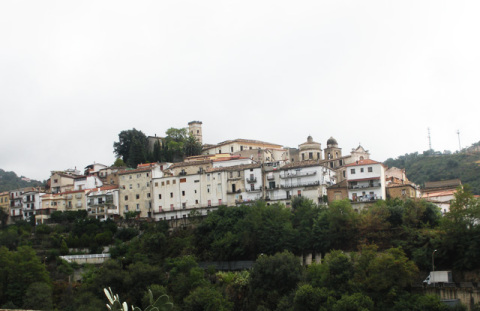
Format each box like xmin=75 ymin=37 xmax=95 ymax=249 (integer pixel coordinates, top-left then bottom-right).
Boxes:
xmin=87 ymin=186 xmax=119 ymax=221
xmin=0 ymin=191 xmax=9 ymax=222
xmin=119 ymin=165 xmax=160 ymax=218
xmin=345 ymin=159 xmax=386 ymax=205
xmin=49 ymin=171 xmax=79 ymax=194
xmin=98 ymin=166 xmax=126 ymax=186
xmin=267 ymin=161 xmax=336 ymax=206
xmin=22 ymin=188 xmax=44 ymax=222
xmin=73 ymin=175 xmax=103 ymax=191
xmin=9 ymin=189 xmax=25 ymax=222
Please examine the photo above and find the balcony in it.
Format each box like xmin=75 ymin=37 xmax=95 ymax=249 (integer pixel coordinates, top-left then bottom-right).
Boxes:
xmin=280 ymin=181 xmax=320 ymax=189
xmin=227 ymin=189 xmax=242 ymax=194
xmin=351 ymin=195 xmax=383 ymax=203
xmin=348 ymin=183 xmax=381 ymax=190
xmin=245 ymin=177 xmax=257 ymax=183
xmin=280 ymin=171 xmax=316 ymax=179
xmin=246 ymin=187 xmax=262 ymax=192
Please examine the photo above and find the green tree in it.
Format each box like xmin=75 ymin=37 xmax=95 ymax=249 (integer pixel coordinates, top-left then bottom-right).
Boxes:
xmin=332 ymin=293 xmax=374 ymax=311
xmin=247 ymin=251 xmax=303 ymax=310
xmin=183 ymin=134 xmax=203 ymax=157
xmin=183 ymin=285 xmax=233 ymax=311
xmin=113 ymin=129 xmax=149 ymax=168
xmin=22 ymin=282 xmax=53 ymax=311
xmin=113 ymin=158 xmax=127 ymax=167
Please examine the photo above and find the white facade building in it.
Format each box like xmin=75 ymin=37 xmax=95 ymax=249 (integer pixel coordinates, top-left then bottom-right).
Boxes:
xmin=87 ymin=186 xmax=120 ymax=221
xmin=345 ymin=159 xmax=386 ymax=202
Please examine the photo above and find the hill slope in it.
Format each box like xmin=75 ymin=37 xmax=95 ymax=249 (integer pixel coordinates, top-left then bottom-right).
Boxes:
xmin=384 ymin=143 xmax=480 ymax=194
xmin=0 ymin=169 xmax=45 ymax=192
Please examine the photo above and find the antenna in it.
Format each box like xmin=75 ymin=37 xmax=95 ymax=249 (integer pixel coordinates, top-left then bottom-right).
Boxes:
xmin=428 ymin=128 xmax=432 ymax=150
xmin=457 ymin=130 xmax=461 ymax=151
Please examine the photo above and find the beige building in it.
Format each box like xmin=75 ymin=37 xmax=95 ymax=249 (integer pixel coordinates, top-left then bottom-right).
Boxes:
xmin=298 ymin=136 xmax=322 ymax=161
xmin=118 ymin=166 xmax=157 ymax=218
xmin=49 ymin=171 xmax=78 ymax=194
xmin=0 ymin=191 xmax=9 ymax=222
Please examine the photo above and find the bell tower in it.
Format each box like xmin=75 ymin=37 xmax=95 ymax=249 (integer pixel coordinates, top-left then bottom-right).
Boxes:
xmin=188 ymin=121 xmax=203 ymax=144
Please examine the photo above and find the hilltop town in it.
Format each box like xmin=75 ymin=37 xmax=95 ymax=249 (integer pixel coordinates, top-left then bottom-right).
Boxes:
xmin=0 ymin=121 xmax=462 ymax=226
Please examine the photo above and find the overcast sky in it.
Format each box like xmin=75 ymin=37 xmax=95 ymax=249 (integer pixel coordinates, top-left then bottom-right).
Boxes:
xmin=1 ymin=1 xmax=479 ymax=181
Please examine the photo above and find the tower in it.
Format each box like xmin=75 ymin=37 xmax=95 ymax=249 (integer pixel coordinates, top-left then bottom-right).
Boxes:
xmin=188 ymin=121 xmax=203 ymax=144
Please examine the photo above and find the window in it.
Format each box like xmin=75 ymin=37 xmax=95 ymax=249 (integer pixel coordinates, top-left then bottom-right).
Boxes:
xmin=240 ymin=146 xmax=243 ymax=151
xmin=309 ymin=152 xmax=313 ymax=159
xmin=155 ymin=182 xmax=158 ymax=187
xmin=302 ymin=154 xmax=305 ymax=160
xmin=229 ymin=172 xmax=233 ymax=178
xmin=129 ymin=184 xmax=132 ymax=189
xmin=180 ymin=178 xmax=186 ymax=183
xmin=173 ymin=180 xmax=176 ymax=184
xmin=360 ymin=168 xmax=364 ymax=173
xmin=159 ymin=194 xmax=162 ymax=199
xmin=368 ymin=167 xmax=373 ymax=172
xmin=124 ymin=195 xmax=128 ymax=200
xmin=129 ymin=175 xmax=132 ymax=179
xmin=351 ymin=169 xmax=355 ymax=174
xmin=161 ymin=181 xmax=165 ymax=186
xmin=343 ymin=171 xmax=346 ymax=178
xmin=182 ymin=203 xmax=186 ymax=209
xmin=237 ymin=171 xmax=241 ymax=177
xmin=146 ymin=182 xmax=149 ymax=187
xmin=147 ymin=173 xmax=149 ymax=177
xmin=147 ymin=193 xmax=151 ymax=198
xmin=137 ymin=183 xmax=140 ymax=188
xmin=137 ymin=174 xmax=141 ymax=178
xmin=195 ymin=200 xmax=199 ymax=204
xmin=125 ymin=205 xmax=128 ymax=211
xmin=182 ymin=191 xmax=185 ymax=196
xmin=167 ymin=180 xmax=170 ymax=185
xmin=136 ymin=194 xmax=140 ymax=199
xmin=219 ymin=149 xmax=221 ymax=153
xmin=231 ymin=147 xmax=234 ymax=152
xmin=136 ymin=204 xmax=140 ymax=210
xmin=170 ymin=192 xmax=173 ymax=198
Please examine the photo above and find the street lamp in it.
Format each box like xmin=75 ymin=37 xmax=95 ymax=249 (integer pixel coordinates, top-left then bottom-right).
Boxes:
xmin=432 ymin=249 xmax=437 ymax=272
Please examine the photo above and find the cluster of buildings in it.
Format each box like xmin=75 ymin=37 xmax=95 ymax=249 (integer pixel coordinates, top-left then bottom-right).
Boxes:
xmin=0 ymin=121 xmax=456 ymax=227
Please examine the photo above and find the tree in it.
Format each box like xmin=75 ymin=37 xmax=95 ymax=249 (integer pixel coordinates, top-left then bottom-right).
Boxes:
xmin=183 ymin=134 xmax=203 ymax=157
xmin=113 ymin=129 xmax=149 ymax=168
xmin=183 ymin=286 xmax=232 ymax=311
xmin=113 ymin=158 xmax=127 ymax=167
xmin=247 ymin=251 xmax=303 ymax=310
xmin=22 ymin=282 xmax=53 ymax=311
xmin=163 ymin=127 xmax=188 ymax=162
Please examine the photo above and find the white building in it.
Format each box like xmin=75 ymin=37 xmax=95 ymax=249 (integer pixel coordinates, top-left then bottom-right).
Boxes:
xmin=266 ymin=161 xmax=336 ymax=205
xmin=345 ymin=159 xmax=386 ymax=203
xmin=86 ymin=186 xmax=120 ymax=221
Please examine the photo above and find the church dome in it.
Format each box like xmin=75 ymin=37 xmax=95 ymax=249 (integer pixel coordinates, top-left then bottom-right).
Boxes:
xmin=307 ymin=135 xmax=313 ymax=143
xmin=327 ymin=136 xmax=338 ymax=146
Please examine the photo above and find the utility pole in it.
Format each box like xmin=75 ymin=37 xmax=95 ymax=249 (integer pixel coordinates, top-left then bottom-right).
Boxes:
xmin=457 ymin=130 xmax=462 ymax=151
xmin=428 ymin=128 xmax=432 ymax=151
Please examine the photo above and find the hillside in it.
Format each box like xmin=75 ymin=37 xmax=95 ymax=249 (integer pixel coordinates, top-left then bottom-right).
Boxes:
xmin=384 ymin=142 xmax=480 ymax=194
xmin=0 ymin=169 xmax=45 ymax=192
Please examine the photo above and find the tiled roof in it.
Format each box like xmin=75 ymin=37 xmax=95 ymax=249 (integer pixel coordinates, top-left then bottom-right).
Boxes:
xmin=424 ymin=179 xmax=461 ymax=189
xmin=206 ymin=163 xmax=261 ymax=173
xmin=118 ymin=167 xmax=151 ymax=175
xmin=280 ymin=160 xmax=331 ymax=170
xmin=387 ymin=182 xmax=416 ymax=188
xmin=168 ymin=160 xmax=212 ymax=169
xmin=327 ymin=179 xmax=348 ymax=189
xmin=203 ymin=139 xmax=283 ymax=150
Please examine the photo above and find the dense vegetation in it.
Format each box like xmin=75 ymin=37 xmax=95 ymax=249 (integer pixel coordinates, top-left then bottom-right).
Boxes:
xmin=0 ymin=168 xmax=44 ymax=192
xmin=384 ymin=142 xmax=480 ymax=194
xmin=1 ymin=187 xmax=479 ymax=310
xmin=113 ymin=127 xmax=202 ymax=168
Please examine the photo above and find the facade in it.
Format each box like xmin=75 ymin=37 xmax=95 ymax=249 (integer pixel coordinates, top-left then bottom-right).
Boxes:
xmin=73 ymin=175 xmax=103 ymax=191
xmin=298 ymin=136 xmax=322 ymax=161
xmin=202 ymin=138 xmax=284 ymax=156
xmin=268 ymin=161 xmax=336 ymax=205
xmin=98 ymin=166 xmax=126 ymax=186
xmin=345 ymin=159 xmax=386 ymax=204
xmin=0 ymin=191 xmax=9 ymax=222
xmin=22 ymin=189 xmax=44 ymax=222
xmin=188 ymin=121 xmax=203 ymax=144
xmin=326 ymin=180 xmax=349 ymax=202
xmin=9 ymin=189 xmax=25 ymax=222
xmin=87 ymin=186 xmax=120 ymax=221
xmin=49 ymin=171 xmax=78 ymax=194
xmin=118 ymin=165 xmax=163 ymax=218
xmin=422 ymin=179 xmax=462 ymax=214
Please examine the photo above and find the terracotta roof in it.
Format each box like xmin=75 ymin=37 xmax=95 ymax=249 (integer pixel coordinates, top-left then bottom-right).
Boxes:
xmin=422 ymin=189 xmax=456 ymax=198
xmin=344 ymin=159 xmax=382 ymax=167
xmin=87 ymin=185 xmax=119 ymax=194
xmin=387 ymin=182 xmax=416 ymax=189
xmin=118 ymin=167 xmax=151 ymax=175
xmin=327 ymin=179 xmax=348 ymax=189
xmin=206 ymin=163 xmax=261 ymax=173
xmin=280 ymin=160 xmax=333 ymax=170
xmin=424 ymin=179 xmax=462 ymax=190
xmin=203 ymin=139 xmax=283 ymax=150
xmin=168 ymin=160 xmax=212 ymax=169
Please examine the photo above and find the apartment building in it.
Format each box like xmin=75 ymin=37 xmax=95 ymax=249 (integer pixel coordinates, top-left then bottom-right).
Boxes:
xmin=86 ymin=186 xmax=119 ymax=221
xmin=345 ymin=159 xmax=386 ymax=204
